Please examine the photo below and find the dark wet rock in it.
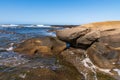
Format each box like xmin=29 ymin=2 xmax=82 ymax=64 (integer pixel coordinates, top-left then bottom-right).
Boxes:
xmin=0 ymin=66 xmax=84 ymax=80
xmin=14 ymin=37 xmax=66 ymax=57
xmin=58 ymin=48 xmax=89 ymax=75
xmin=58 ymin=48 xmax=116 ymax=80
xmin=0 ymin=68 xmax=57 ymax=80
xmin=0 ymin=67 xmax=116 ymax=80
xmin=0 ymin=48 xmax=7 ymax=52
xmin=51 ymin=25 xmax=79 ymax=28
xmin=97 ymin=72 xmax=116 ymax=80
xmin=55 ymin=65 xmax=84 ymax=80
xmin=86 ymin=43 xmax=120 ymax=79
xmin=86 ymin=42 xmax=119 ymax=69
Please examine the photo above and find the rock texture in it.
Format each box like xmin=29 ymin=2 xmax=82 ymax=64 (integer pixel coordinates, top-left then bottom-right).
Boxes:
xmin=76 ymin=31 xmax=100 ymax=49
xmin=56 ymin=21 xmax=120 ymax=49
xmin=13 ymin=21 xmax=120 ymax=80
xmin=0 ymin=67 xmax=84 ymax=80
xmin=57 ymin=21 xmax=120 ymax=80
xmin=59 ymin=48 xmax=116 ymax=80
xmin=14 ymin=37 xmax=66 ymax=56
xmin=86 ymin=42 xmax=118 ymax=69
xmin=56 ymin=27 xmax=89 ymax=42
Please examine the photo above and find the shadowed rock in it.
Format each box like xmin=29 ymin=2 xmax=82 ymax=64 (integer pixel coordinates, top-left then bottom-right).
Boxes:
xmin=86 ymin=42 xmax=118 ymax=69
xmin=76 ymin=31 xmax=100 ymax=49
xmin=59 ymin=48 xmax=116 ymax=80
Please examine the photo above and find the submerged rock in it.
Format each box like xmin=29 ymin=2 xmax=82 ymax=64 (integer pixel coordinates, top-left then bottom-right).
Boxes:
xmin=0 ymin=65 xmax=84 ymax=80
xmin=14 ymin=37 xmax=66 ymax=57
xmin=0 ymin=68 xmax=57 ymax=80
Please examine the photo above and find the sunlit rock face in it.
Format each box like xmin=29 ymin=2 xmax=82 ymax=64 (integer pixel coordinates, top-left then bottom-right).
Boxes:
xmin=2 ymin=21 xmax=119 ymax=80
xmin=56 ymin=21 xmax=120 ymax=48
xmin=57 ymin=21 xmax=120 ymax=80
xmin=14 ymin=37 xmax=66 ymax=57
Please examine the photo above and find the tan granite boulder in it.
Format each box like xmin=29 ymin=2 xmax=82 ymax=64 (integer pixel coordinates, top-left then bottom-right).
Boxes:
xmin=14 ymin=37 xmax=66 ymax=57
xmin=56 ymin=27 xmax=89 ymax=42
xmin=76 ymin=31 xmax=100 ymax=49
xmin=56 ymin=21 xmax=120 ymax=49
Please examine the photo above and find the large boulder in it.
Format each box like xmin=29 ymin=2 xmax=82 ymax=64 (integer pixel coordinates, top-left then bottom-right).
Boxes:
xmin=14 ymin=37 xmax=66 ymax=57
xmin=86 ymin=42 xmax=119 ymax=69
xmin=59 ymin=48 xmax=116 ymax=80
xmin=76 ymin=31 xmax=100 ymax=49
xmin=57 ymin=21 xmax=120 ymax=80
xmin=56 ymin=21 xmax=120 ymax=49
xmin=56 ymin=27 xmax=89 ymax=42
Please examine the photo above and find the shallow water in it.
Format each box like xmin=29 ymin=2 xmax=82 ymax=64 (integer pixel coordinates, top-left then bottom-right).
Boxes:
xmin=0 ymin=25 xmax=60 ymax=72
xmin=0 ymin=25 xmax=84 ymax=80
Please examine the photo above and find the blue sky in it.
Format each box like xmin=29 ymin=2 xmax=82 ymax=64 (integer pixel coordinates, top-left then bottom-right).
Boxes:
xmin=0 ymin=0 xmax=120 ymax=24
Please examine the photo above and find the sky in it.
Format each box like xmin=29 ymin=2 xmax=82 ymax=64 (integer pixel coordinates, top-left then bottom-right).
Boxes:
xmin=0 ymin=0 xmax=120 ymax=24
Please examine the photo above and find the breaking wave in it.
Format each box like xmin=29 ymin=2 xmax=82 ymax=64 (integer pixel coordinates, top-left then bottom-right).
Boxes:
xmin=0 ymin=24 xmax=51 ymax=28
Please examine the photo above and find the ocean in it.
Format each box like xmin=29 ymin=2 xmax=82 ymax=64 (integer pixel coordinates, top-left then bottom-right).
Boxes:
xmin=0 ymin=24 xmax=60 ymax=73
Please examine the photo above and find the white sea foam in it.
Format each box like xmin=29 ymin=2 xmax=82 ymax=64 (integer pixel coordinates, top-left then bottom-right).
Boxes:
xmin=36 ymin=25 xmax=51 ymax=27
xmin=19 ymin=73 xmax=26 ymax=78
xmin=113 ymin=69 xmax=120 ymax=75
xmin=82 ymin=57 xmax=98 ymax=80
xmin=0 ymin=24 xmax=51 ymax=28
xmin=0 ymin=24 xmax=18 ymax=27
xmin=6 ymin=43 xmax=14 ymax=51
xmin=6 ymin=47 xmax=13 ymax=51
xmin=25 ymin=24 xmax=51 ymax=28
xmin=82 ymin=53 xmax=112 ymax=74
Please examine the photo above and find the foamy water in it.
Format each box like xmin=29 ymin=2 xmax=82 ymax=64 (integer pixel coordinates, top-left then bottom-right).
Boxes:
xmin=0 ymin=25 xmax=61 ymax=73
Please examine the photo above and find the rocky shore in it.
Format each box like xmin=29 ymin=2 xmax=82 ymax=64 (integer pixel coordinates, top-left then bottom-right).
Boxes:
xmin=13 ymin=21 xmax=120 ymax=80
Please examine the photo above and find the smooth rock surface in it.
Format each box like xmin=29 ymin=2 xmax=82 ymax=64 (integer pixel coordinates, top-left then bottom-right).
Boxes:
xmin=56 ymin=21 xmax=120 ymax=49
xmin=57 ymin=21 xmax=120 ymax=80
xmin=56 ymin=27 xmax=89 ymax=42
xmin=59 ymin=48 xmax=116 ymax=80
xmin=14 ymin=37 xmax=66 ymax=57
xmin=76 ymin=31 xmax=100 ymax=49
xmin=86 ymin=42 xmax=118 ymax=69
